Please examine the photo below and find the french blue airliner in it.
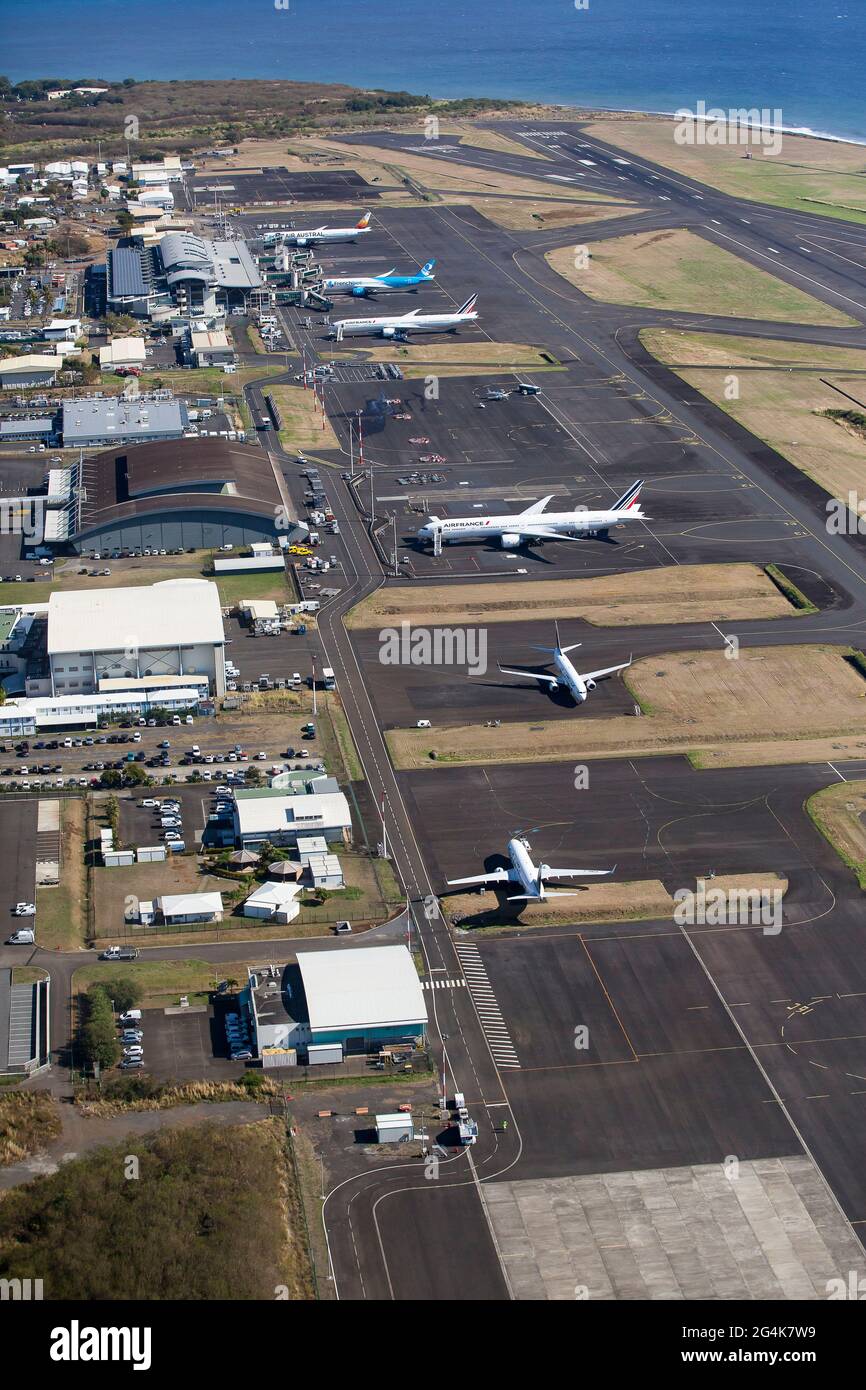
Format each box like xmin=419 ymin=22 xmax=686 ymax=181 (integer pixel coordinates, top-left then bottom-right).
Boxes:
xmin=323 ymin=259 xmax=436 ymax=297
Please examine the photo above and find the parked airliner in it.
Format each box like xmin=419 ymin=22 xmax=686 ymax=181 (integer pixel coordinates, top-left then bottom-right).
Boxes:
xmin=331 ymin=293 xmax=478 ymax=340
xmin=447 ymin=835 xmax=614 ymax=902
xmin=498 ymin=622 xmax=632 ymax=704
xmin=266 ymin=212 xmax=372 ymax=246
xmin=417 ymin=481 xmax=646 ymax=549
xmin=324 ymin=260 xmax=436 ymax=296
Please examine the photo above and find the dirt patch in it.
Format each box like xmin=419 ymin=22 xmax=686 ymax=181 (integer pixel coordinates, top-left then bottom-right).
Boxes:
xmin=347 ymin=563 xmax=797 ymax=630
xmin=387 ymin=645 xmax=866 ymax=770
xmin=264 ymin=383 xmax=339 ymax=451
xmin=546 ymin=231 xmax=856 ymax=326
xmin=36 ymin=797 xmax=87 ymax=950
xmin=0 ymin=1091 xmax=62 ymax=1167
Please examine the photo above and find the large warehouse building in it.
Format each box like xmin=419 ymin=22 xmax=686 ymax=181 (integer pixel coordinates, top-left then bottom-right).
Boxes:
xmin=51 ymin=437 xmax=303 ymax=554
xmin=241 ymin=945 xmax=427 ymax=1059
xmin=47 ymin=579 xmax=226 ymax=697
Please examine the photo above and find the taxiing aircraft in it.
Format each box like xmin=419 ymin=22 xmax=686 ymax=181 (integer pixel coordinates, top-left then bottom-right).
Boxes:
xmin=323 ymin=259 xmax=436 ymax=297
xmin=331 ymin=293 xmax=478 ymax=340
xmin=417 ymin=480 xmax=645 ymax=549
xmin=498 ymin=622 xmax=632 ymax=704
xmin=268 ymin=212 xmax=372 ymax=247
xmin=447 ymin=835 xmax=614 ymax=902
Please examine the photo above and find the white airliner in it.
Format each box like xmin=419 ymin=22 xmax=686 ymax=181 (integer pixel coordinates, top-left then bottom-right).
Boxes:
xmin=331 ymin=293 xmax=478 ymax=340
xmin=447 ymin=835 xmax=614 ymax=902
xmin=266 ymin=212 xmax=372 ymax=247
xmin=417 ymin=480 xmax=646 ymax=549
xmin=498 ymin=622 xmax=632 ymax=704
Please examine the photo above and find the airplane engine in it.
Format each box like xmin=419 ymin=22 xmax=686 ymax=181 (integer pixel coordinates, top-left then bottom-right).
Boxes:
xmin=381 ymin=326 xmax=397 ymax=337
xmin=539 ymin=864 xmax=552 ymax=880
xmin=295 ymin=238 xmax=308 ymax=247
xmin=351 ymin=286 xmax=369 ymax=297
xmin=500 ymin=532 xmax=521 ymax=548
xmin=585 ymin=679 xmax=597 ymax=691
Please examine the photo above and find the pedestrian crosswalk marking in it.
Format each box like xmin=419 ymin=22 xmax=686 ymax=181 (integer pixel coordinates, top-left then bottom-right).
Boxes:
xmin=454 ymin=942 xmax=521 ymax=1069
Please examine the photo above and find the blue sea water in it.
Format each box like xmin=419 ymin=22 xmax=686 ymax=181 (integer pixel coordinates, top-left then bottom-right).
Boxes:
xmin=2 ymin=0 xmax=865 ymax=142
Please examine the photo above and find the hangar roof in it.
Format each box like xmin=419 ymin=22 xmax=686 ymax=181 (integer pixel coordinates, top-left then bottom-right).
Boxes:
xmin=296 ymin=945 xmax=427 ymax=1034
xmin=47 ymin=579 xmax=225 ymax=655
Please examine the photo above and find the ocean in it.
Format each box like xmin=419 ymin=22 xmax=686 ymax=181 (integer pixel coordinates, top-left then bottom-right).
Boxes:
xmin=3 ymin=0 xmax=866 ymax=143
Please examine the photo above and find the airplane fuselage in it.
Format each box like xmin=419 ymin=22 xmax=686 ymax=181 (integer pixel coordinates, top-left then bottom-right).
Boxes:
xmin=418 ymin=506 xmax=642 ymax=547
xmin=283 ymin=227 xmax=370 ymax=246
xmin=324 ymin=273 xmax=432 ymax=296
xmin=508 ymin=836 xmax=544 ymax=898
xmin=550 ymin=650 xmax=589 ymax=703
xmin=332 ymin=309 xmax=477 ymax=339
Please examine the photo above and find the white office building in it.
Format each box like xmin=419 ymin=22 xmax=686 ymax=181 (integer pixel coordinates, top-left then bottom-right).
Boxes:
xmin=47 ymin=579 xmax=226 ymax=697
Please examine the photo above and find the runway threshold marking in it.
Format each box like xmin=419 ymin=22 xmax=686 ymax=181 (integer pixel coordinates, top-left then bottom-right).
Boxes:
xmin=455 ymin=942 xmax=520 ymax=1068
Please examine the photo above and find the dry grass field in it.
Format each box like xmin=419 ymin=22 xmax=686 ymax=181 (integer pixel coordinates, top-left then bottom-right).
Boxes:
xmin=387 ymin=646 xmax=866 ymax=770
xmin=347 ymin=563 xmax=797 ymax=630
xmin=264 ymin=383 xmax=340 ymax=451
xmin=642 ymin=328 xmax=866 ymax=509
xmin=330 ymin=341 xmax=556 ymax=374
xmin=546 ymin=230 xmax=856 ymax=325
xmin=585 ymin=117 xmax=866 ymax=225
xmin=807 ymin=779 xmax=866 ymax=888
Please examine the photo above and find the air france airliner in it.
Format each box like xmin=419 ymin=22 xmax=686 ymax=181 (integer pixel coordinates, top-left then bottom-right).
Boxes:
xmin=324 ymin=260 xmax=436 ymax=297
xmin=417 ymin=480 xmax=646 ymax=549
xmin=331 ymin=293 xmax=478 ymax=340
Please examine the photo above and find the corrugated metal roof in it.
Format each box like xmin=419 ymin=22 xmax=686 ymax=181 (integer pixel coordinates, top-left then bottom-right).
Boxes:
xmin=297 ymin=945 xmax=427 ymax=1034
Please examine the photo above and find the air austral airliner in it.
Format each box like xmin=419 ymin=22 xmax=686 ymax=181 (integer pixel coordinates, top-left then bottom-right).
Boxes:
xmin=323 ymin=260 xmax=436 ymax=297
xmin=497 ymin=621 xmax=632 ymax=706
xmin=269 ymin=212 xmax=372 ymax=247
xmin=417 ymin=480 xmax=646 ymax=549
xmin=447 ymin=835 xmax=614 ymax=902
xmin=331 ymin=293 xmax=478 ymax=340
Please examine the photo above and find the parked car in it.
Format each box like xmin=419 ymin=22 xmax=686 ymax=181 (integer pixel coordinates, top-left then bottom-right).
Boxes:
xmin=6 ymin=928 xmax=35 ymax=945
xmin=14 ymin=902 xmax=36 ymax=916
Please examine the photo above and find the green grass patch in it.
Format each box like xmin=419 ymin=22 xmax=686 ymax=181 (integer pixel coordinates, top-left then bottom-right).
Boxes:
xmin=764 ymin=563 xmax=818 ymax=614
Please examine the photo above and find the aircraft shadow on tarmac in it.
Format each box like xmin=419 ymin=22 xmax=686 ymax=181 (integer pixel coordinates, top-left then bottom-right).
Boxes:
xmin=442 ymin=853 xmax=591 ymax=929
xmin=472 ymin=674 xmax=577 ymax=708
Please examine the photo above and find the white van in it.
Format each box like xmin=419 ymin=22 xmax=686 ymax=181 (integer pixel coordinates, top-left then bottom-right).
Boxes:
xmin=416 ymin=719 xmax=432 ymax=729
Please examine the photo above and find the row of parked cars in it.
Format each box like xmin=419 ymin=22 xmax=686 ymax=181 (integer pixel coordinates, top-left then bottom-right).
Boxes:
xmin=224 ymin=1011 xmax=253 ymax=1062
xmin=117 ymin=1009 xmax=146 ymax=1070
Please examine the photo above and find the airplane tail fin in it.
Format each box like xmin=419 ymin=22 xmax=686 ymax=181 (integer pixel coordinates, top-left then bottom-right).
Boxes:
xmin=612 ymin=480 xmax=644 ymax=512
xmin=554 ymin=620 xmax=582 ymax=656
xmin=457 ymin=293 xmax=478 ymax=315
xmin=356 ymin=211 xmax=372 ymax=229
xmin=421 ymin=260 xmax=436 ymax=276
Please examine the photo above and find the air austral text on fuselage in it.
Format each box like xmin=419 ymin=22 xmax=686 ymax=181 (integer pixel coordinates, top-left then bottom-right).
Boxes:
xmin=268 ymin=212 xmax=372 ymax=246
xmin=417 ymin=481 xmax=646 ymax=549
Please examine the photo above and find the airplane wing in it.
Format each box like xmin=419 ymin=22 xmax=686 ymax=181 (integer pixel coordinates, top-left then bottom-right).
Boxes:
xmin=545 ymin=866 xmax=615 ymax=879
xmin=446 ymin=866 xmax=517 ymax=887
xmin=498 ymin=664 xmax=559 ymax=685
xmin=581 ymin=658 xmax=632 ymax=682
xmin=508 ymin=889 xmax=578 ymax=900
xmin=512 ymin=526 xmax=585 ymax=542
xmin=516 ymin=495 xmax=554 ymax=517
